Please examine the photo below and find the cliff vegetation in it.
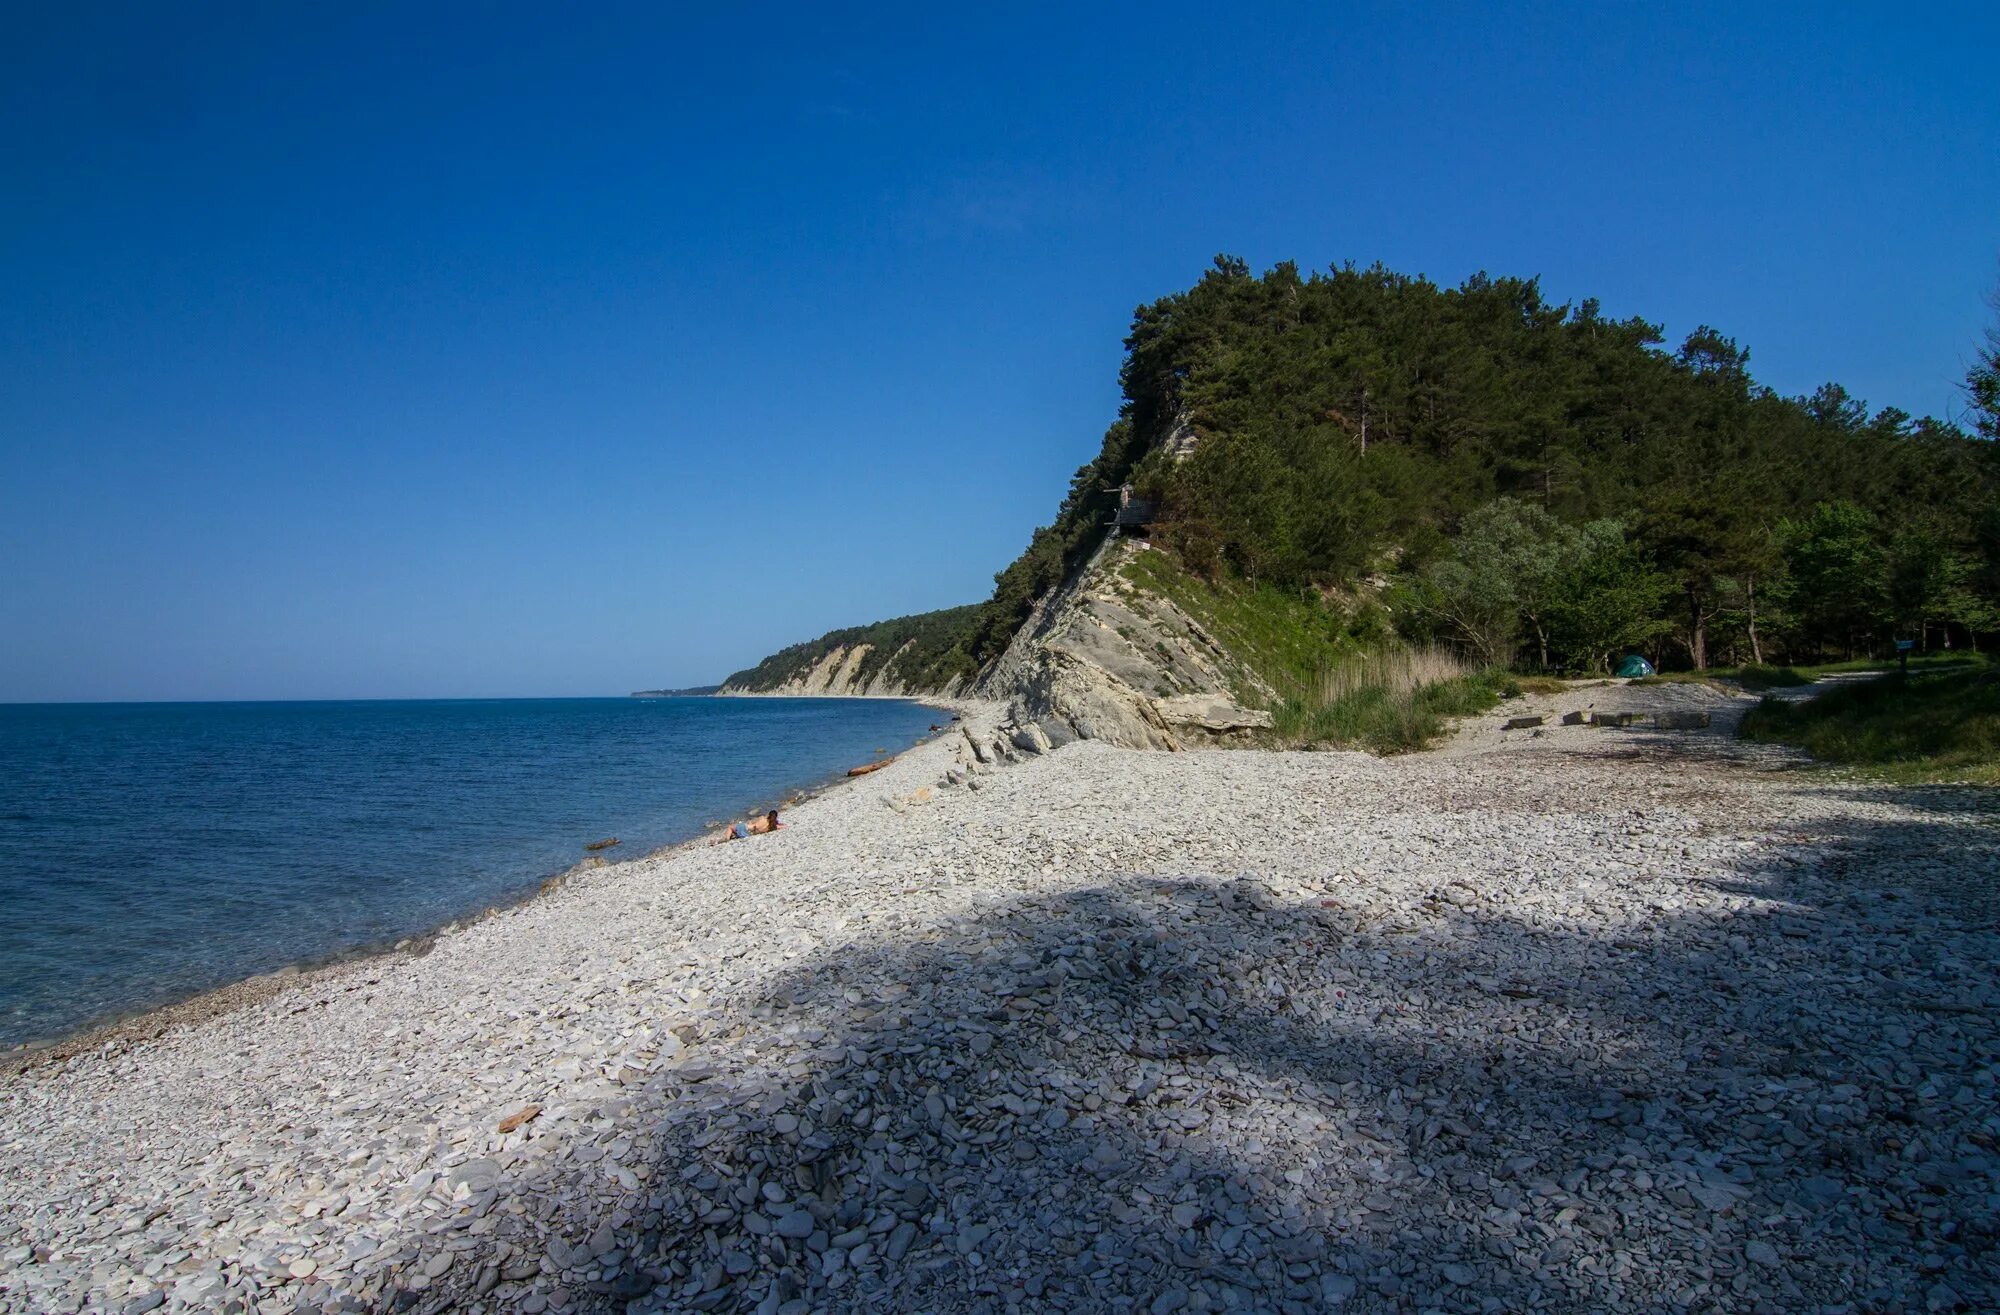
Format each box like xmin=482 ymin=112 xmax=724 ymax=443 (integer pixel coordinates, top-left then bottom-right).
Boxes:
xmin=721 ymin=258 xmax=2000 ymax=732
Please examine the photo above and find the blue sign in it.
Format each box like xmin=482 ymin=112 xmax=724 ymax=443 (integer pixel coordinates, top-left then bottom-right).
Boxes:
xmin=1895 ymin=639 xmax=1915 ymax=651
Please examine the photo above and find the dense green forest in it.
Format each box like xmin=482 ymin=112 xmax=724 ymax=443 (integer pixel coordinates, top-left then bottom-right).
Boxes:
xmin=732 ymin=258 xmax=2000 ymax=688
xmin=1123 ymin=258 xmax=1998 ymax=672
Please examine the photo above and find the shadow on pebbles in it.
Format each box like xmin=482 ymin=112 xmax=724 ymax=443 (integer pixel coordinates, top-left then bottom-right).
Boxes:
xmin=3 ymin=713 xmax=1997 ymax=1315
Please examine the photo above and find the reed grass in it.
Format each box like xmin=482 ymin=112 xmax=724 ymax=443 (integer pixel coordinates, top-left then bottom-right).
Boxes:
xmin=1311 ymin=647 xmax=1478 ymax=704
xmin=1273 ymin=647 xmax=1507 ymax=753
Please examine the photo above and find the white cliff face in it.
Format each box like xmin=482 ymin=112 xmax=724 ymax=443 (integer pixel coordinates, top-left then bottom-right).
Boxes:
xmin=719 ymin=533 xmax=1270 ymax=751
xmin=1161 ymin=407 xmax=1201 ymax=461
xmin=718 ymin=643 xmax=967 ymax=699
xmin=974 ymin=536 xmax=1272 ymax=751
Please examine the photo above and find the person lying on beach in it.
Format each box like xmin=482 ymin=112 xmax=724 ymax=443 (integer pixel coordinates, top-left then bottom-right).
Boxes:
xmin=715 ymin=809 xmax=785 ymax=843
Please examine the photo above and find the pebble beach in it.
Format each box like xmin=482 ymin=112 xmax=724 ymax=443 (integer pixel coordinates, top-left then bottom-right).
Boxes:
xmin=3 ymin=689 xmax=1996 ymax=1315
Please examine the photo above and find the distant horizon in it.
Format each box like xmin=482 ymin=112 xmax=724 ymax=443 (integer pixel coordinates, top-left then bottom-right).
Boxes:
xmin=0 ymin=689 xmax=901 ymax=708
xmin=2 ymin=695 xmax=661 ymax=706
xmin=4 ymin=5 xmax=1996 ymax=702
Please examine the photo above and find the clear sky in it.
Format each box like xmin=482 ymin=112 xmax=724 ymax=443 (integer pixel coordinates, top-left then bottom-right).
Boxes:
xmin=3 ymin=3 xmax=1996 ymax=701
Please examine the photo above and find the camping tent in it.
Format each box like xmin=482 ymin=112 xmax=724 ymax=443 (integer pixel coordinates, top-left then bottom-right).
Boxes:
xmin=1616 ymin=654 xmax=1656 ymax=678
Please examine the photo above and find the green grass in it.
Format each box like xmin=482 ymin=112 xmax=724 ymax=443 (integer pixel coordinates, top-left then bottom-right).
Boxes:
xmin=1628 ymin=654 xmax=1981 ymax=691
xmin=1740 ymin=661 xmax=2000 ymax=784
xmin=1118 ymin=547 xmax=1505 ymax=752
xmin=1789 ymin=652 xmax=1983 ymax=677
xmin=1268 ymin=647 xmax=1508 ymax=753
xmin=1270 ymin=669 xmax=1510 ymax=753
xmin=1631 ymin=663 xmax=1812 ymax=690
xmin=1117 ymin=547 xmax=1354 ymax=698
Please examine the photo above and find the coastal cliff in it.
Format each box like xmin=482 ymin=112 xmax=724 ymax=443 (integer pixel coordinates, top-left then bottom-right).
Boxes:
xmin=707 ymin=256 xmax=2000 ymax=750
xmin=719 ymin=533 xmax=1278 ymax=750
xmin=718 ymin=606 xmax=979 ymax=699
xmin=968 ymin=535 xmax=1274 ymax=750
xmin=719 ymin=638 xmax=969 ymax=698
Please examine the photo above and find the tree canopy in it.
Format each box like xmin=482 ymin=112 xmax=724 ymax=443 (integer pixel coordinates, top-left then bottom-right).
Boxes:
xmin=1109 ymin=258 xmax=1999 ymax=668
xmin=731 ymin=258 xmax=2000 ymax=689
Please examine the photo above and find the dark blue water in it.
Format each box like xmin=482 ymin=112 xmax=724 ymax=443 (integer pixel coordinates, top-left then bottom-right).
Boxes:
xmin=0 ymin=697 xmax=943 ymax=1047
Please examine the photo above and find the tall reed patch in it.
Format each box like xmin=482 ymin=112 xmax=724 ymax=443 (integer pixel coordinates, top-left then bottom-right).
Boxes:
xmin=1311 ymin=647 xmax=1478 ymax=704
xmin=1273 ymin=646 xmax=1507 ymax=752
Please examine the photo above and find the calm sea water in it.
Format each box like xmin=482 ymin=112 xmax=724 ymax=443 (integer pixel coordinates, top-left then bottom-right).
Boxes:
xmin=0 ymin=696 xmax=943 ymax=1047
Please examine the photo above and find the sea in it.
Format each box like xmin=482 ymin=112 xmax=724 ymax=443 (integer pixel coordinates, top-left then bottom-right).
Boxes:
xmin=0 ymin=696 xmax=944 ymax=1049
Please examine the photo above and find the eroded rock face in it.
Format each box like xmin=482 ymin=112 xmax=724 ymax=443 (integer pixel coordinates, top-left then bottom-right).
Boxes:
xmin=1153 ymin=694 xmax=1274 ymax=734
xmin=1161 ymin=406 xmax=1201 ymax=461
xmin=721 ymin=536 xmax=1267 ymax=751
xmin=719 ymin=643 xmax=966 ymax=699
xmin=977 ymin=538 xmax=1271 ymax=750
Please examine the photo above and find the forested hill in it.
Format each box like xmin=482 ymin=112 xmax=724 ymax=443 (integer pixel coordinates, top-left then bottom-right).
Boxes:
xmin=719 ymin=606 xmax=981 ymax=695
xmin=719 ymin=257 xmax=1999 ymax=696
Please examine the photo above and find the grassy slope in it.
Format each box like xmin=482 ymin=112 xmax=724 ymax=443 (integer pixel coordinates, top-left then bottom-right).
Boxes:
xmin=1740 ymin=660 xmax=2000 ymax=784
xmin=1115 ymin=547 xmax=1353 ymax=699
xmin=1116 ymin=547 xmax=1506 ymax=752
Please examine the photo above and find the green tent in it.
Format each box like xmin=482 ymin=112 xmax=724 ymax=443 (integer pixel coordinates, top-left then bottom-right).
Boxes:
xmin=1616 ymin=654 xmax=1656 ymax=678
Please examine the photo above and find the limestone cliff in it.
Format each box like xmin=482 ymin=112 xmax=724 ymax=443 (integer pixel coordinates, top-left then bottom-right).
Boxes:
xmin=711 ymin=396 xmax=1274 ymax=746
xmin=719 ymin=640 xmax=969 ymax=698
xmin=717 ymin=605 xmax=980 ymax=698
xmin=709 ymin=290 xmax=1276 ymax=746
xmin=713 ymin=533 xmax=1273 ymax=751
xmin=971 ymin=536 xmax=1273 ymax=751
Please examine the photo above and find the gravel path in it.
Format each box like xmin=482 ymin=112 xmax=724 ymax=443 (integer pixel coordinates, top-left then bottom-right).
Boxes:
xmin=3 ymin=692 xmax=1996 ymax=1315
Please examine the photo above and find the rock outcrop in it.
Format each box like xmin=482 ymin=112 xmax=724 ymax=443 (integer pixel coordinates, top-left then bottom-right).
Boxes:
xmin=974 ymin=536 xmax=1273 ymax=752
xmin=715 ymin=535 xmax=1272 ymax=751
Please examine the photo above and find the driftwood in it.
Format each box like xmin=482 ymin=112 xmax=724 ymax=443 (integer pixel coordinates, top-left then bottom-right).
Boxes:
xmin=583 ymin=837 xmax=620 ymax=852
xmin=497 ymin=1103 xmax=542 ymax=1134
xmin=1503 ymin=716 xmax=1545 ymax=731
xmin=846 ymin=759 xmax=891 ymax=777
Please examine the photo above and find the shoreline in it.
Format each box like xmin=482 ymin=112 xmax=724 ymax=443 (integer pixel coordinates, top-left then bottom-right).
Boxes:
xmin=2 ymin=696 xmax=1995 ymax=1313
xmin=711 ymin=687 xmax=964 ymax=700
xmin=0 ymin=696 xmax=982 ymax=1076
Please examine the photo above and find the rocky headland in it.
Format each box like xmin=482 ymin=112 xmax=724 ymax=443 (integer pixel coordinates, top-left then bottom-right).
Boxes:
xmin=721 ymin=537 xmax=1279 ymax=753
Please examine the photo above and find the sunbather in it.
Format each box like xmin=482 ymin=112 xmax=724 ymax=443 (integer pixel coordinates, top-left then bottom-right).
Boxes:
xmin=716 ymin=809 xmax=785 ymax=843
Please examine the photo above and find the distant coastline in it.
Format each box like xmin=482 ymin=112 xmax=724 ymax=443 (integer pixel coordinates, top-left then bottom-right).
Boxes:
xmin=629 ymin=685 xmax=722 ymax=698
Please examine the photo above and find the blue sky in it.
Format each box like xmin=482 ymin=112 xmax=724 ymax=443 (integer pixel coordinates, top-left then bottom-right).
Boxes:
xmin=3 ymin=2 xmax=1996 ymax=701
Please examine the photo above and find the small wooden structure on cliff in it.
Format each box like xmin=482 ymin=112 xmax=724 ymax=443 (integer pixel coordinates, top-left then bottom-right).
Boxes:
xmin=1109 ymin=484 xmax=1157 ymax=533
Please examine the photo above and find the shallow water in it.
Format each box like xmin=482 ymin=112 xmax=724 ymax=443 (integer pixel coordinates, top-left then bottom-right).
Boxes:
xmin=0 ymin=696 xmax=942 ymax=1046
